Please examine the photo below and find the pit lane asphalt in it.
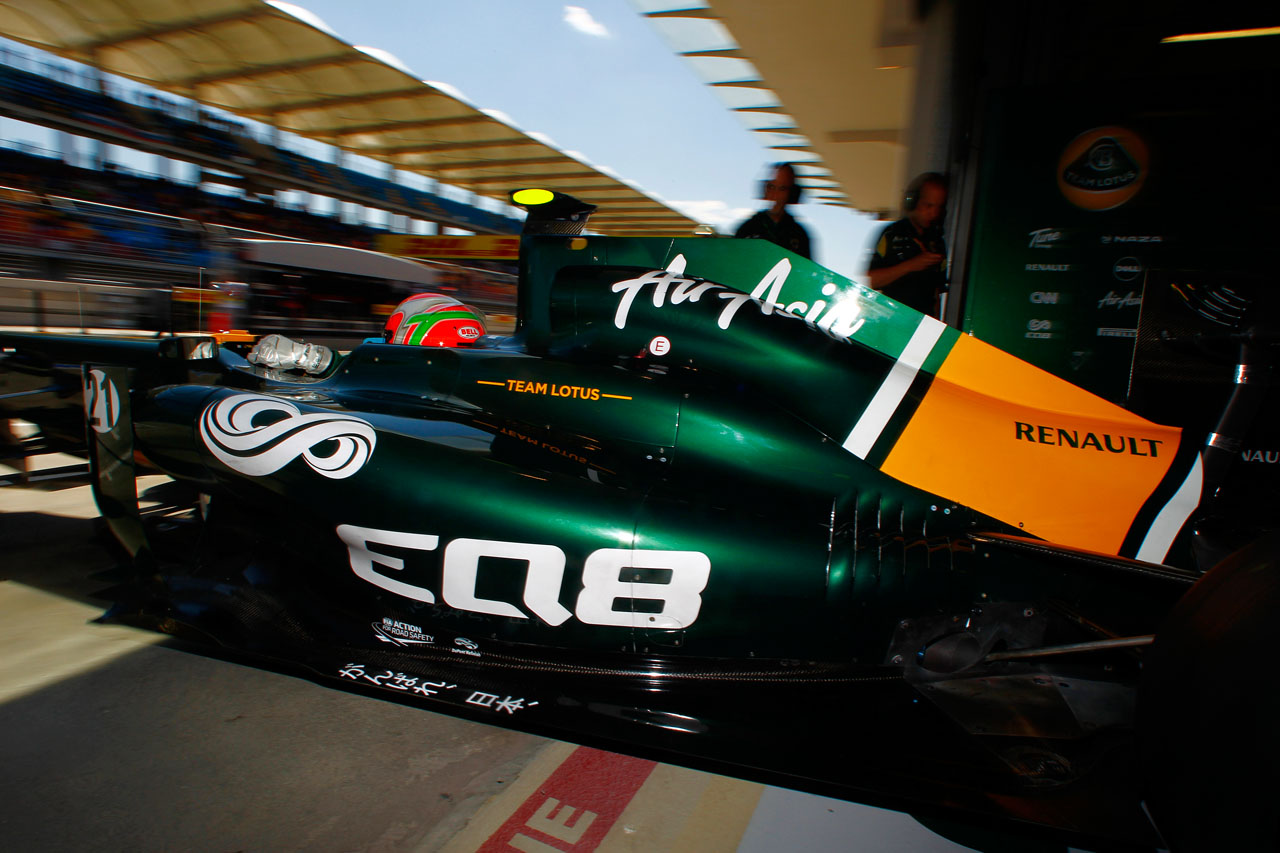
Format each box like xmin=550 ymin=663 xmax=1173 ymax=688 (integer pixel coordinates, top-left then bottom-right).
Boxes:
xmin=0 ymin=451 xmax=979 ymax=853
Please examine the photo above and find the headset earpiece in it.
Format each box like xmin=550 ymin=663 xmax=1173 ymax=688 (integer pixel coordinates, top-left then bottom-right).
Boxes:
xmin=903 ymin=172 xmax=946 ymax=214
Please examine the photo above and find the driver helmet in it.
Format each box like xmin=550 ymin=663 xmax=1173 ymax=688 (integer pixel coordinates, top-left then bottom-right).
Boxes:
xmin=383 ymin=292 xmax=486 ymax=347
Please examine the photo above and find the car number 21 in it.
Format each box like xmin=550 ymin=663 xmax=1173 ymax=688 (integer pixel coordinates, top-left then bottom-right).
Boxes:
xmin=336 ymin=524 xmax=711 ymax=629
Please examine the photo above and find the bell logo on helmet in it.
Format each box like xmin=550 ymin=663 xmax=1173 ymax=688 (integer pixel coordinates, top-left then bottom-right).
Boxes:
xmin=384 ymin=292 xmax=487 ymax=347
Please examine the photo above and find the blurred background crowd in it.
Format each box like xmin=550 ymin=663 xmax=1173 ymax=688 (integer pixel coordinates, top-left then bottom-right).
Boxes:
xmin=0 ymin=46 xmax=519 ymax=342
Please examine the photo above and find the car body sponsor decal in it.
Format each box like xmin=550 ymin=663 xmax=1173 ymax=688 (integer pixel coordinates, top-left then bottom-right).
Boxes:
xmin=199 ymin=393 xmax=375 ymax=479
xmin=83 ymin=368 xmax=121 ymax=434
xmin=338 ymin=524 xmax=710 ymax=629
xmin=373 ymin=617 xmax=434 ymax=647
xmin=876 ymin=333 xmax=1183 ymax=555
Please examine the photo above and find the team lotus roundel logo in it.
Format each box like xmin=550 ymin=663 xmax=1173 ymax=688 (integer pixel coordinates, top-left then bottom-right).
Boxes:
xmin=1057 ymin=126 xmax=1149 ymax=211
xmin=199 ymin=393 xmax=376 ymax=479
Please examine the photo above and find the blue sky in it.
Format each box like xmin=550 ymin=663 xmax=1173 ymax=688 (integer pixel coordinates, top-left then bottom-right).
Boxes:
xmin=284 ymin=0 xmax=881 ymax=279
xmin=0 ymin=1 xmax=882 ymax=279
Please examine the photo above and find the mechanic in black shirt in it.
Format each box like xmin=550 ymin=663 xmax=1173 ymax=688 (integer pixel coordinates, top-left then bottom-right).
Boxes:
xmin=734 ymin=163 xmax=813 ymax=260
xmin=868 ymin=172 xmax=948 ymax=317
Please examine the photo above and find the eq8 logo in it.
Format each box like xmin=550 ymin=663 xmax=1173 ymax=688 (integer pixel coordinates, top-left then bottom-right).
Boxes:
xmin=337 ymin=524 xmax=711 ymax=630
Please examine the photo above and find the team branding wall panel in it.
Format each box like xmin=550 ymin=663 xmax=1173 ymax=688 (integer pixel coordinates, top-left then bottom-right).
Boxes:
xmin=960 ymin=89 xmax=1248 ymax=403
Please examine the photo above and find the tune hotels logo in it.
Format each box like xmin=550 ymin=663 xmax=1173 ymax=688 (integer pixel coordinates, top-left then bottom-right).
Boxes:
xmin=1057 ymin=126 xmax=1149 ymax=211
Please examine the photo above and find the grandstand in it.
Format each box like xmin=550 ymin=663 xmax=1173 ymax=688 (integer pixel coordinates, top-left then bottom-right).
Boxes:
xmin=0 ymin=0 xmax=711 ymax=338
xmin=0 ymin=42 xmax=529 ymax=337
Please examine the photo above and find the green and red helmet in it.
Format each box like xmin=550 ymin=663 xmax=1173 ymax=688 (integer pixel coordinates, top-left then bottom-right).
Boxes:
xmin=383 ymin=293 xmax=486 ymax=347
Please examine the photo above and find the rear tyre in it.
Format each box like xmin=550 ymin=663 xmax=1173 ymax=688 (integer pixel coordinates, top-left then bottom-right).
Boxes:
xmin=1138 ymin=534 xmax=1280 ymax=851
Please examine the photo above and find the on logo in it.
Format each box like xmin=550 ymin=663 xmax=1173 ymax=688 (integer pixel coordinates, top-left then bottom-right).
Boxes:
xmin=83 ymin=368 xmax=121 ymax=434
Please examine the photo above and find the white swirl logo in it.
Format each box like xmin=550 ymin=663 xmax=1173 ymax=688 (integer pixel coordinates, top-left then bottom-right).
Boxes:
xmin=199 ymin=393 xmax=376 ymax=479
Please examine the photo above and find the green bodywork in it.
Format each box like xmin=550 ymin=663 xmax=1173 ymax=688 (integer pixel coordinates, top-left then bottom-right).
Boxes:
xmin=2 ymin=236 xmax=1181 ymax=667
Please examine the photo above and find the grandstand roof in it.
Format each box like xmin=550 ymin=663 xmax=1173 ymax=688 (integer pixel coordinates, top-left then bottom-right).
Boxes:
xmin=0 ymin=0 xmax=700 ymax=235
xmin=639 ymin=0 xmax=918 ymax=217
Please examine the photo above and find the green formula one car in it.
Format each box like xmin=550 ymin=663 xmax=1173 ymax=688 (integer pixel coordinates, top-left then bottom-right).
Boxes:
xmin=2 ymin=191 xmax=1276 ymax=852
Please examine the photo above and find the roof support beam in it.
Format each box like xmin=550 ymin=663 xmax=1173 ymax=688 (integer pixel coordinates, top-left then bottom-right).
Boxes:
xmin=77 ymin=8 xmax=274 ymax=52
xmin=456 ymin=171 xmax=601 ymax=186
xmin=546 ymin=186 xmax=649 ymax=196
xmin=680 ymin=48 xmax=745 ymax=57
xmin=181 ymin=52 xmax=363 ymax=87
xmin=828 ymin=129 xmax=903 ymax=144
xmin=372 ymin=138 xmax=539 ymax=156
xmin=326 ymin=113 xmax=493 ymax=138
xmin=425 ymin=155 xmax=572 ymax=172
xmin=644 ymin=9 xmax=719 ymax=19
xmin=589 ymin=217 xmax=689 ymax=225
xmin=263 ymin=86 xmax=444 ymax=117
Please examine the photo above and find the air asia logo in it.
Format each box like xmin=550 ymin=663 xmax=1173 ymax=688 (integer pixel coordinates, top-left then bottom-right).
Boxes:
xmin=373 ymin=617 xmax=434 ymax=647
xmin=199 ymin=393 xmax=376 ymax=479
xmin=1098 ymin=291 xmax=1142 ymax=309
xmin=1057 ymin=126 xmax=1149 ymax=211
xmin=83 ymin=369 xmax=121 ymax=434
xmin=1016 ymin=421 xmax=1163 ymax=457
xmin=611 ymin=256 xmax=864 ymax=341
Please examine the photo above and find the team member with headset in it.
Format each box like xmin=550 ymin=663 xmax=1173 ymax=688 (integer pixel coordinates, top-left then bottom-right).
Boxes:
xmin=868 ymin=172 xmax=949 ymax=317
xmin=733 ymin=162 xmax=813 ymax=260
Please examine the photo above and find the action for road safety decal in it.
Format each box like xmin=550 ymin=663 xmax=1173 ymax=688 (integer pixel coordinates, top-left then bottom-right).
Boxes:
xmin=875 ymin=333 xmax=1184 ymax=556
